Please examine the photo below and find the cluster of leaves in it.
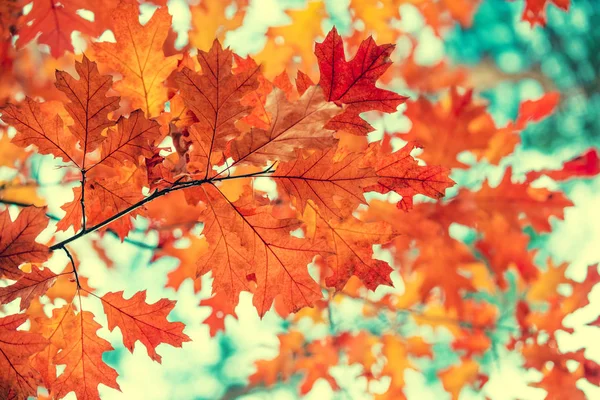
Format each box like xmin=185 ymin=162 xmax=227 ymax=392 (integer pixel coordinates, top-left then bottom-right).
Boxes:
xmin=0 ymin=0 xmax=597 ymax=399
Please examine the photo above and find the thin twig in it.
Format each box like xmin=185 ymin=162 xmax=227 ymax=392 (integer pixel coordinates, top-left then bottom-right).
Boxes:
xmin=80 ymin=170 xmax=87 ymax=231
xmin=62 ymin=246 xmax=80 ymax=289
xmin=49 ymin=165 xmax=275 ymax=250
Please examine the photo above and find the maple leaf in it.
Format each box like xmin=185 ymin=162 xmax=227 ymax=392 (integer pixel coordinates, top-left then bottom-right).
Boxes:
xmin=315 ymin=27 xmax=407 ymax=134
xmin=175 ymin=39 xmax=260 ymax=176
xmin=92 ymin=4 xmax=178 ymax=117
xmin=0 ymin=266 xmax=57 ymax=311
xmin=55 ymin=55 xmax=120 ymax=158
xmin=50 ymin=306 xmax=120 ymax=400
xmin=0 ymin=207 xmax=49 ymax=280
xmin=0 ymin=314 xmax=47 ymax=399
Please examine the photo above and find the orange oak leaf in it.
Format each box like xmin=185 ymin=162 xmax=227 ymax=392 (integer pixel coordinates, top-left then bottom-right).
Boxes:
xmin=526 ymin=259 xmax=570 ymax=303
xmin=319 ymin=213 xmax=394 ymax=291
xmin=1 ymin=97 xmax=80 ymax=166
xmin=529 ymin=148 xmax=600 ymax=182
xmin=101 ymin=290 xmax=190 ymax=363
xmin=175 ymin=40 xmax=260 ymax=176
xmin=274 ymin=142 xmax=452 ymax=216
xmin=250 ymin=331 xmax=339 ymax=394
xmin=199 ymin=292 xmax=237 ymax=337
xmin=233 ymin=54 xmax=273 ymax=130
xmin=0 ymin=265 xmax=57 ymax=311
xmin=226 ymin=86 xmax=340 ymax=166
xmin=0 ymin=314 xmax=47 ymax=399
xmin=50 ymin=306 xmax=120 ymax=400
xmin=92 ymin=4 xmax=178 ymax=117
xmin=253 ymin=1 xmax=326 ymax=79
xmin=195 ymin=185 xmax=328 ymax=316
xmin=15 ymin=0 xmax=95 ymax=57
xmin=349 ymin=0 xmax=403 ymax=44
xmin=188 ymin=0 xmax=248 ymax=52
xmin=156 ymin=235 xmax=207 ymax=292
xmin=475 ymin=214 xmax=539 ymax=288
xmin=375 ymin=334 xmax=416 ymax=399
xmin=315 ymin=27 xmax=407 ymax=134
xmin=516 ymin=92 xmax=560 ymax=125
xmin=401 ymin=88 xmax=499 ymax=168
xmin=0 ymin=131 xmax=29 ymax=168
xmin=451 ymin=167 xmax=573 ymax=232
xmin=55 ymin=55 xmax=120 ymax=158
xmin=296 ymin=70 xmax=314 ymax=96
xmin=250 ymin=330 xmax=304 ymax=387
xmin=57 ymin=170 xmax=146 ymax=239
xmin=439 ymin=359 xmax=482 ymax=400
xmin=0 ymin=207 xmax=49 ymax=280
xmin=95 ymin=109 xmax=161 ymax=168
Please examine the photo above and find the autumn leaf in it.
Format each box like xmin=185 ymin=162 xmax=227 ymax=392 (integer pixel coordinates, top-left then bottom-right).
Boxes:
xmin=439 ymin=359 xmax=482 ymax=400
xmin=50 ymin=306 xmax=120 ymax=400
xmin=15 ymin=0 xmax=95 ymax=57
xmin=101 ymin=290 xmax=190 ymax=363
xmin=1 ymin=97 xmax=80 ymax=166
xmin=195 ymin=186 xmax=328 ymax=316
xmin=199 ymin=292 xmax=238 ymax=337
xmin=58 ymin=169 xmax=146 ymax=238
xmin=188 ymin=0 xmax=247 ymax=52
xmin=253 ymin=1 xmax=326 ymax=78
xmin=451 ymin=167 xmax=573 ymax=232
xmin=226 ymin=86 xmax=340 ymax=166
xmin=0 ymin=207 xmax=49 ymax=280
xmin=315 ymin=27 xmax=407 ymax=134
xmin=522 ymin=0 xmax=570 ymax=26
xmin=529 ymin=148 xmax=600 ymax=181
xmin=0 ymin=265 xmax=57 ymax=310
xmin=175 ymin=39 xmax=260 ymax=176
xmin=55 ymin=55 xmax=120 ymax=158
xmin=401 ymin=88 xmax=499 ymax=168
xmin=0 ymin=314 xmax=47 ymax=399
xmin=95 ymin=109 xmax=161 ymax=168
xmin=92 ymin=4 xmax=178 ymax=117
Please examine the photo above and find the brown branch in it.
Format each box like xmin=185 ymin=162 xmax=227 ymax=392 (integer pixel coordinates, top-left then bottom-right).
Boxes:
xmin=62 ymin=246 xmax=80 ymax=289
xmin=0 ymin=200 xmax=157 ymax=250
xmin=48 ymin=165 xmax=275 ymax=251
